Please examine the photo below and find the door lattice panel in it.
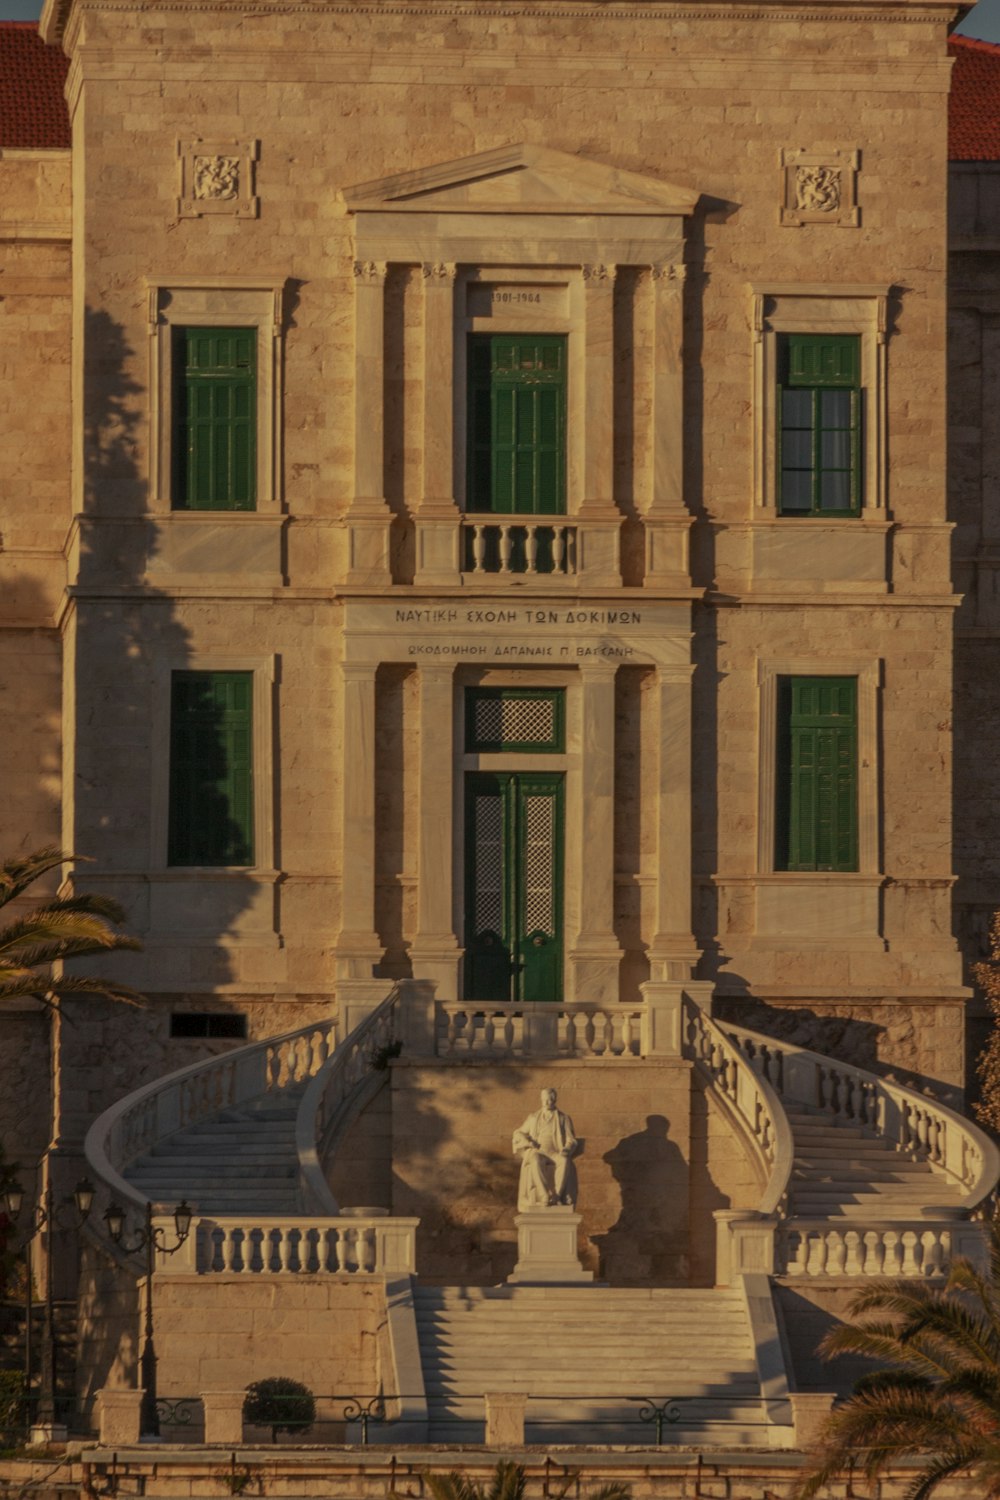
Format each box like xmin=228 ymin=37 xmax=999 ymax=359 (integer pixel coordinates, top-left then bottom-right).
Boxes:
xmin=523 ymin=795 xmax=554 ymax=934
xmin=474 ymin=794 xmax=504 ymax=933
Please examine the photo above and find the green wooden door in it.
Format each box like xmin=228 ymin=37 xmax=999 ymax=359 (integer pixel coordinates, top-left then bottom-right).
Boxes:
xmin=464 ymin=772 xmax=563 ymax=1002
xmin=468 ymin=335 xmax=566 ymax=515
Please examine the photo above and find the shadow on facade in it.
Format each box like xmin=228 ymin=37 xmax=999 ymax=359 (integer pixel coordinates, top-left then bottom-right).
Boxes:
xmin=69 ymin=306 xmax=262 ymax=1406
xmin=592 ymin=1114 xmax=690 ymax=1285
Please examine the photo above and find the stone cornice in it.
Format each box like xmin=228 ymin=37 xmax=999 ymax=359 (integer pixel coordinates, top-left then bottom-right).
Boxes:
xmin=43 ymin=0 xmax=965 ymax=46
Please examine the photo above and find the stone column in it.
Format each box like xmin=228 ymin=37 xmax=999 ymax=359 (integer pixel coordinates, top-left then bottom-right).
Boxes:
xmin=578 ymin=264 xmax=620 ymax=585
xmin=347 ymin=260 xmax=392 ymax=583
xmin=415 ymin=263 xmax=461 ymax=585
xmin=409 ymin=664 xmax=461 ymax=999
xmin=567 ymin=663 xmax=622 ymax=1001
xmin=334 ymin=662 xmax=385 ymax=1012
xmin=644 ymin=262 xmax=690 ymax=586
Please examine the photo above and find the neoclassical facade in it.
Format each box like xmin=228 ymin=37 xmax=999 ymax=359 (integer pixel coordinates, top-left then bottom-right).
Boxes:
xmin=3 ymin=0 xmax=1000 ymax=1460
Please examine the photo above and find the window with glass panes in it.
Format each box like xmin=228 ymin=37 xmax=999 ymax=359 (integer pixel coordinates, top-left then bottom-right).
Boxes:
xmin=775 ymin=676 xmax=858 ymax=872
xmin=778 ymin=334 xmax=860 ymax=516
xmin=174 ymin=328 xmax=256 ymax=510
xmin=168 ymin=671 xmax=254 ymax=866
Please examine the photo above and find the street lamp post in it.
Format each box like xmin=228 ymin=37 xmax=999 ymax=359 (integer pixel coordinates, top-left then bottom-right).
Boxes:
xmin=3 ymin=1175 xmax=95 ymax=1440
xmin=104 ymin=1199 xmax=192 ymax=1440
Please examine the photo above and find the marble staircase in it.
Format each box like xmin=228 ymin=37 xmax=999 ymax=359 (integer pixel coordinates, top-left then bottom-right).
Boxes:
xmin=121 ymin=1089 xmax=306 ymax=1215
xmin=786 ymin=1104 xmax=967 ymax=1219
xmin=413 ymin=1285 xmax=772 ymax=1444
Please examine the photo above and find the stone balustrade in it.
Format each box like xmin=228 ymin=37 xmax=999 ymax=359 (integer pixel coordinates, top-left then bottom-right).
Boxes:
xmin=296 ymin=984 xmax=403 ymax=1212
xmin=85 ymin=1016 xmax=340 ymax=1212
xmin=435 ymin=1001 xmax=644 ymax=1059
xmin=461 ymin=515 xmax=578 ymax=577
xmin=723 ymin=1021 xmax=1000 ymax=1208
xmin=779 ymin=1221 xmax=959 ymax=1279
xmin=683 ymin=1004 xmax=794 ymax=1218
xmin=167 ymin=1212 xmax=418 ymax=1276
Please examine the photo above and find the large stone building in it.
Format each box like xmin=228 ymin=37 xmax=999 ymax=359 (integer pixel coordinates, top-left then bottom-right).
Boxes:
xmin=3 ymin=0 xmax=1000 ymax=1475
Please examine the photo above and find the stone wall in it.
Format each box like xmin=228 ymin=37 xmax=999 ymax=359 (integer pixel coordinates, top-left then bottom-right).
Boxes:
xmin=151 ymin=1275 xmax=383 ymax=1400
xmin=388 ymin=1058 xmax=694 ymax=1285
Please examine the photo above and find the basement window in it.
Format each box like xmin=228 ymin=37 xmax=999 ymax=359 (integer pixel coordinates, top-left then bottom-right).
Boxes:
xmin=170 ymin=1012 xmax=248 ymax=1039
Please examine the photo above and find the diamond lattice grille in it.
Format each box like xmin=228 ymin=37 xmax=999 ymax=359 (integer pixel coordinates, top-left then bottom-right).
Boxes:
xmin=523 ymin=795 xmax=554 ymax=933
xmin=473 ymin=695 xmax=556 ymax=749
xmin=474 ymin=794 xmax=504 ymax=933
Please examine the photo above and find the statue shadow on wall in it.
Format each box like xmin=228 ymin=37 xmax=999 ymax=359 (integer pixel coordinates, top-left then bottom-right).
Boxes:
xmin=591 ymin=1115 xmax=689 ymax=1287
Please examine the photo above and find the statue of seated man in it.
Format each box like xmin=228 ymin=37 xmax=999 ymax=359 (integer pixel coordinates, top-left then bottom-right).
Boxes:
xmin=513 ymin=1086 xmax=578 ymax=1211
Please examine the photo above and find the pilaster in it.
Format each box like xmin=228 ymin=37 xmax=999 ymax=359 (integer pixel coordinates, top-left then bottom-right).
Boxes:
xmin=644 ymin=262 xmax=690 ymax=586
xmin=409 ymin=663 xmax=461 ymax=996
xmin=647 ymin=664 xmax=699 ymax=981
xmin=334 ymin=661 xmax=383 ymax=983
xmin=415 ymin=263 xmax=461 ymax=586
xmin=567 ymin=663 xmax=623 ymax=1001
xmin=347 ymin=260 xmax=392 ymax=584
xmin=578 ymin=264 xmax=621 ymax=586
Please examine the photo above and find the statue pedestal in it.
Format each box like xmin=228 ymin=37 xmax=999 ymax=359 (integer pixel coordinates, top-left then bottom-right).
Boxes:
xmin=508 ymin=1207 xmax=593 ymax=1284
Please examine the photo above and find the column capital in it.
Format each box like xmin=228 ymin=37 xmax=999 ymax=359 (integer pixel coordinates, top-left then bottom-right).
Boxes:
xmin=353 ymin=259 xmax=388 ymax=284
xmin=582 ymin=262 xmax=617 ymax=285
xmin=650 ymin=261 xmax=686 ymax=287
xmin=421 ymin=261 xmax=457 ymax=284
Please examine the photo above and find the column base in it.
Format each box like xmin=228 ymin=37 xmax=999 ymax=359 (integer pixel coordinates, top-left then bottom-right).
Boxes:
xmin=414 ymin=511 xmax=461 ymax=587
xmin=567 ymin=936 xmax=623 ymax=1004
xmin=643 ymin=514 xmax=694 ymax=588
xmin=342 ymin=502 xmax=392 ymax=585
xmin=509 ymin=1208 xmax=593 ymax=1284
xmin=409 ymin=938 xmax=462 ymax=1001
xmin=575 ymin=515 xmax=622 ymax=588
xmin=336 ymin=977 xmax=395 ymax=1035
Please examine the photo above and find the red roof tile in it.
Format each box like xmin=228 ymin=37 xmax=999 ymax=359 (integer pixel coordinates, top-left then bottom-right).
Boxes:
xmin=950 ymin=33 xmax=1000 ymax=161
xmin=0 ymin=22 xmax=69 ymax=149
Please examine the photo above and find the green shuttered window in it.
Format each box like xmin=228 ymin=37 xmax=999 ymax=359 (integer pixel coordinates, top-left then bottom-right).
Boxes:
xmin=468 ymin=334 xmax=566 ymax=515
xmin=168 ymin=671 xmax=254 ymax=866
xmin=778 ymin=333 xmax=861 ymax=516
xmin=776 ymin=676 xmax=858 ymax=872
xmin=175 ymin=328 xmax=256 ymax=511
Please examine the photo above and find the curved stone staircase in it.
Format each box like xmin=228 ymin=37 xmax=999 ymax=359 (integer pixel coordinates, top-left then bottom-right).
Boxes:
xmin=81 ymin=990 xmax=999 ymax=1447
xmin=122 ymin=1088 xmax=306 ymax=1215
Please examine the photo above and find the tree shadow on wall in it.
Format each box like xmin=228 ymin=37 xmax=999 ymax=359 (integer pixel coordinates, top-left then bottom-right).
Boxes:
xmin=591 ymin=1114 xmax=689 ymax=1287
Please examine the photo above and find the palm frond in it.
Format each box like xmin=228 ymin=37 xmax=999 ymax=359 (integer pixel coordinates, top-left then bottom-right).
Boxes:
xmin=0 ymin=975 xmax=144 ymax=1008
xmin=0 ymin=846 xmax=68 ymax=909
xmin=425 ymin=1473 xmax=485 ymax=1500
xmin=0 ymin=909 xmax=139 ymax=956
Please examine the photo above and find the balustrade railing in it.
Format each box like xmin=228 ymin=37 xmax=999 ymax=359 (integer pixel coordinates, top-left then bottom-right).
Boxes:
xmin=721 ymin=1021 xmax=1000 ymax=1209
xmin=778 ymin=1221 xmax=962 ymax=1280
xmin=85 ymin=1017 xmax=340 ymax=1210
xmin=168 ymin=1213 xmax=418 ymax=1276
xmin=462 ymin=515 xmax=578 ymax=577
xmin=296 ymin=985 xmax=402 ymax=1212
xmin=682 ymin=1003 xmax=794 ymax=1218
xmin=436 ymin=1001 xmax=643 ymax=1059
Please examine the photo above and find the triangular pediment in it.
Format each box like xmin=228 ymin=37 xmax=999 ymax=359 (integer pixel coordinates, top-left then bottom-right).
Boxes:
xmin=343 ymin=143 xmax=698 ymax=217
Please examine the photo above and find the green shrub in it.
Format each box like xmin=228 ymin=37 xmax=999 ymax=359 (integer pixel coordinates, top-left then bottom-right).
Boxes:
xmin=0 ymin=1369 xmax=25 ymax=1435
xmin=243 ymin=1377 xmax=315 ymax=1443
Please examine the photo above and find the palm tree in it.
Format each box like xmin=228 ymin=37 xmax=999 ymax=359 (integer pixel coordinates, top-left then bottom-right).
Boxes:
xmin=796 ymin=1230 xmax=1000 ymax=1500
xmin=0 ymin=845 xmax=142 ymax=1010
xmin=401 ymin=1460 xmax=630 ymax=1500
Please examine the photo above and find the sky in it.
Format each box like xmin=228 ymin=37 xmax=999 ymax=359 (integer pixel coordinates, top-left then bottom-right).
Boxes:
xmin=0 ymin=1 xmax=998 ymax=47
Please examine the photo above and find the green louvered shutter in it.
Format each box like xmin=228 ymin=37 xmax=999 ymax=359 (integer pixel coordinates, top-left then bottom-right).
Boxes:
xmin=468 ymin=335 xmax=566 ymax=515
xmin=168 ymin=671 xmax=254 ymax=865
xmin=776 ymin=676 xmax=858 ymax=871
xmin=778 ymin=334 xmax=861 ymax=516
xmin=175 ymin=328 xmax=256 ymax=511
